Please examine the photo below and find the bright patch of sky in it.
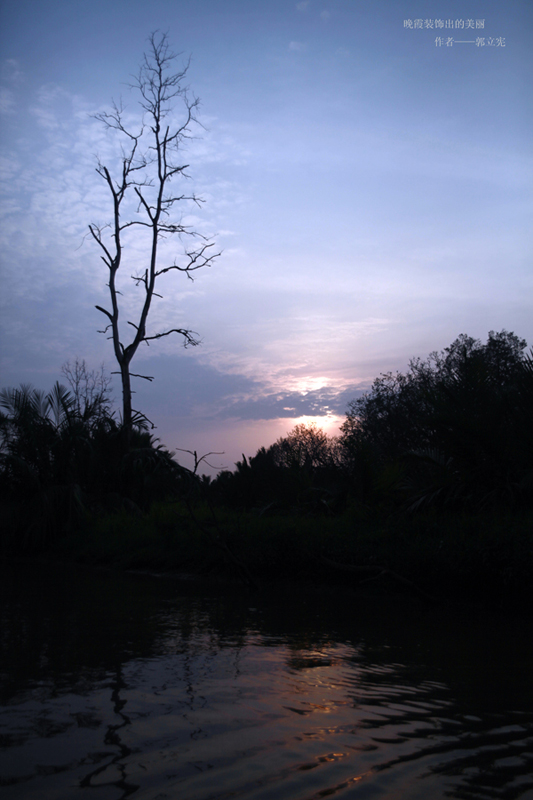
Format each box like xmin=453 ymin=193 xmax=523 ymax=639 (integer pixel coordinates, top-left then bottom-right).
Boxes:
xmin=0 ymin=0 xmax=531 ymax=474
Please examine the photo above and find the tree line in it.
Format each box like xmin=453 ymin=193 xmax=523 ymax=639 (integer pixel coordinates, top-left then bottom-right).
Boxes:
xmin=2 ymin=330 xmax=531 ymax=551
xmin=206 ymin=330 xmax=533 ymax=515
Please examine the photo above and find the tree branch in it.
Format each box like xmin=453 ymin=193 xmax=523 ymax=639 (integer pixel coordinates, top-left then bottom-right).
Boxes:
xmin=95 ymin=305 xmax=113 ymax=321
xmin=142 ymin=328 xmax=200 ymax=347
xmin=176 ymin=448 xmax=225 ymax=474
xmin=155 ymin=242 xmax=220 ymax=279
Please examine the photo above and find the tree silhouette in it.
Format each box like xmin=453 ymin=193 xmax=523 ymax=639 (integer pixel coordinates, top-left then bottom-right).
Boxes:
xmin=89 ymin=32 xmax=219 ymax=434
xmin=340 ymin=331 xmax=533 ymax=510
xmin=61 ymin=358 xmax=113 ymax=419
xmin=270 ymin=422 xmax=336 ymax=470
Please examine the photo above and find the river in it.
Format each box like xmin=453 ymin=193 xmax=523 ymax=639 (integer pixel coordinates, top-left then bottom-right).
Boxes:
xmin=1 ymin=560 xmax=532 ymax=799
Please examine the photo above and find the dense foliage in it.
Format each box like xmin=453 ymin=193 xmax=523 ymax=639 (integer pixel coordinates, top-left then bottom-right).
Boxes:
xmin=0 ymin=369 xmax=186 ymax=548
xmin=209 ymin=423 xmax=343 ymax=512
xmin=340 ymin=331 xmax=533 ymax=511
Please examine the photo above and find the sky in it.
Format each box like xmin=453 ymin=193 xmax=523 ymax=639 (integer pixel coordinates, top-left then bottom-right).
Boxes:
xmin=0 ymin=0 xmax=531 ymax=475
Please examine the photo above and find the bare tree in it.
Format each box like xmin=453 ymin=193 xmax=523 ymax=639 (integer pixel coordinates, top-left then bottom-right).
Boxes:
xmin=61 ymin=358 xmax=113 ymax=418
xmin=89 ymin=32 xmax=219 ymax=434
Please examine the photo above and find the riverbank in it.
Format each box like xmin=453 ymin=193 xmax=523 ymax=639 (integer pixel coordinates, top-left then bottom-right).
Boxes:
xmin=30 ymin=501 xmax=532 ymax=613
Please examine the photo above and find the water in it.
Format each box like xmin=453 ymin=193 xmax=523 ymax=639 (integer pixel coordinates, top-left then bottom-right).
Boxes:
xmin=1 ymin=561 xmax=533 ymax=799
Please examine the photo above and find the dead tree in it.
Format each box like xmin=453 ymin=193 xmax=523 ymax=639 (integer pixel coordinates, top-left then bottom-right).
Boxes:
xmin=89 ymin=32 xmax=219 ymax=435
xmin=61 ymin=358 xmax=112 ymax=419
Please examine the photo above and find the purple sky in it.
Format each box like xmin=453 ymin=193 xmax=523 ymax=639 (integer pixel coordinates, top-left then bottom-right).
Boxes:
xmin=1 ymin=0 xmax=531 ymax=474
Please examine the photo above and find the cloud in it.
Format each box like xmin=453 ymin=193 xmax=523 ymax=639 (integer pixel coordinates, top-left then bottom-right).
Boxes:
xmin=128 ymin=350 xmax=366 ymax=424
xmin=0 ymin=59 xmax=24 ymax=115
xmin=209 ymin=383 xmax=365 ymax=421
xmin=0 ymin=88 xmax=15 ymax=115
xmin=320 ymin=10 xmax=330 ymax=21
xmin=289 ymin=41 xmax=306 ymax=52
xmin=1 ymin=59 xmax=24 ymax=84
xmin=0 ymin=79 xmax=241 ymax=293
xmin=296 ymin=1 xmax=310 ymax=10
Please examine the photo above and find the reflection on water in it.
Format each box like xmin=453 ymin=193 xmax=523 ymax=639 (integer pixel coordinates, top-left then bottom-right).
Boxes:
xmin=1 ymin=562 xmax=533 ymax=799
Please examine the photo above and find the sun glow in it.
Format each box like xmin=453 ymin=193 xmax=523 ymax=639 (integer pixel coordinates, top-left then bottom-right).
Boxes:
xmin=289 ymin=414 xmax=344 ymax=438
xmin=292 ymin=376 xmax=333 ymax=395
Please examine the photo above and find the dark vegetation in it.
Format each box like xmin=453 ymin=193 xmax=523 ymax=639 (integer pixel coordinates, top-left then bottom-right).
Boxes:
xmin=1 ymin=332 xmax=532 ymax=610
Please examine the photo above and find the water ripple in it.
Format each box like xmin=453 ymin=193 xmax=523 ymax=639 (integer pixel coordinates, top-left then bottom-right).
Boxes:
xmin=1 ymin=565 xmax=533 ymax=799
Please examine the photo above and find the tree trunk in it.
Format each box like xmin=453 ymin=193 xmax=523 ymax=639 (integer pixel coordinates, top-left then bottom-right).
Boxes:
xmin=120 ymin=362 xmax=132 ymax=437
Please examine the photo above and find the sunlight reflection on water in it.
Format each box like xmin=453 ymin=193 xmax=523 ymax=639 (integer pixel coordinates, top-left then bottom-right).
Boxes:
xmin=1 ymin=563 xmax=533 ymax=799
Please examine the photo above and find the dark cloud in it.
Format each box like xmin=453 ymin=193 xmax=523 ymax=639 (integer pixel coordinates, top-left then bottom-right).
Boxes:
xmin=216 ymin=384 xmax=366 ymax=421
xmin=128 ymin=353 xmax=367 ymax=423
xmin=131 ymin=352 xmax=263 ymax=416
